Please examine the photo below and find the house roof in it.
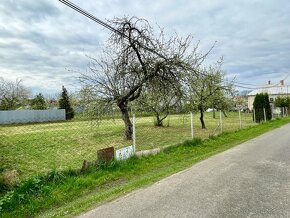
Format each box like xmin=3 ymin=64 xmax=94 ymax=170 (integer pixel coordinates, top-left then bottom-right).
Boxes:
xmin=247 ymin=85 xmax=290 ymax=96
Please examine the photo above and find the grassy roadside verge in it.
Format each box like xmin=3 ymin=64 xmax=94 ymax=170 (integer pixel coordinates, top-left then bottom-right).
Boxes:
xmin=1 ymin=117 xmax=290 ymax=218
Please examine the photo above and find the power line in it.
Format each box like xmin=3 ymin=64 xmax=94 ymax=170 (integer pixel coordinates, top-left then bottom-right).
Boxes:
xmin=59 ymin=0 xmax=128 ymax=39
xmin=59 ymin=0 xmax=167 ymax=59
xmin=229 ymin=71 xmax=290 ymax=90
xmin=231 ymin=81 xmax=279 ymax=89
xmin=59 ymin=0 xmax=290 ymax=86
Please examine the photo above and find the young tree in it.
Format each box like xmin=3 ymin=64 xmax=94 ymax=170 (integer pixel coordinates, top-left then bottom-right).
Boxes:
xmin=0 ymin=78 xmax=30 ymax=110
xmin=137 ymin=80 xmax=182 ymax=127
xmin=273 ymin=96 xmax=290 ymax=116
xmin=274 ymin=96 xmax=290 ymax=108
xmin=31 ymin=93 xmax=47 ymax=110
xmin=59 ymin=86 xmax=75 ymax=120
xmin=80 ymin=17 xmax=210 ymax=139
xmin=186 ymin=61 xmax=232 ymax=129
xmin=208 ymin=88 xmax=234 ymax=118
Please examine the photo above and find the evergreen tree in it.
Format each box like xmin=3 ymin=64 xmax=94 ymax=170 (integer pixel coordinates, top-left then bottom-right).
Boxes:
xmin=263 ymin=93 xmax=272 ymax=120
xmin=31 ymin=93 xmax=47 ymax=110
xmin=59 ymin=86 xmax=75 ymax=120
xmin=253 ymin=93 xmax=272 ymax=122
xmin=253 ymin=93 xmax=263 ymax=122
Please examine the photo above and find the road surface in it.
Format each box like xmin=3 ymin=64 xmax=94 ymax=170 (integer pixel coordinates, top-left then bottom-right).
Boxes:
xmin=79 ymin=123 xmax=290 ymax=218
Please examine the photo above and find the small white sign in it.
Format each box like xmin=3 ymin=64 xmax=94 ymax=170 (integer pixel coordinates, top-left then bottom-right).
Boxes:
xmin=116 ymin=145 xmax=134 ymax=161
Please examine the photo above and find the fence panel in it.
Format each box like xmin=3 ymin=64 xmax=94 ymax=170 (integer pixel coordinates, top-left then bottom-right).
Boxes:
xmin=135 ymin=113 xmax=192 ymax=151
xmin=1 ymin=110 xmax=258 ymax=184
xmin=0 ymin=109 xmax=66 ymax=124
xmin=0 ymin=116 xmax=131 ymax=181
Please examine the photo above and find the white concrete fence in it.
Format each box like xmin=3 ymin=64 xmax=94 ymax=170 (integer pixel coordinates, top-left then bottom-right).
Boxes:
xmin=0 ymin=109 xmax=66 ymax=124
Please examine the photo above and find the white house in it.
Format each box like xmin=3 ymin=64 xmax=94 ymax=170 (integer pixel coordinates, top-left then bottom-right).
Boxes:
xmin=247 ymin=80 xmax=290 ymax=110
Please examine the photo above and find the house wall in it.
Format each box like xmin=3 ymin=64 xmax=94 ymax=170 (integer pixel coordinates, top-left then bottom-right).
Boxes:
xmin=0 ymin=109 xmax=65 ymax=124
xmin=248 ymin=96 xmax=255 ymax=111
xmin=247 ymin=94 xmax=288 ymax=110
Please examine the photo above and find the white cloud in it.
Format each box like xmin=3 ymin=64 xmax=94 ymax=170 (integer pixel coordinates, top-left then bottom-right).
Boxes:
xmin=0 ymin=0 xmax=290 ymax=94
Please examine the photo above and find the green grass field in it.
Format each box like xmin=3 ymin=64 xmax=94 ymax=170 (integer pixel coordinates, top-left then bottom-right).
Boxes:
xmin=1 ymin=117 xmax=289 ymax=217
xmin=0 ymin=112 xmax=254 ymax=181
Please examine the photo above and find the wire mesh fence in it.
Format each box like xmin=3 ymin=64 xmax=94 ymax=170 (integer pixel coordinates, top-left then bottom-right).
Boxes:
xmin=0 ymin=116 xmax=131 ymax=182
xmin=135 ymin=113 xmax=192 ymax=151
xmin=0 ymin=110 xmax=258 ymax=183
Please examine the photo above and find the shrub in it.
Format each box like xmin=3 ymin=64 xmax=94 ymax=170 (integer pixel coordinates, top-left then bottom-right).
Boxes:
xmin=31 ymin=93 xmax=47 ymax=110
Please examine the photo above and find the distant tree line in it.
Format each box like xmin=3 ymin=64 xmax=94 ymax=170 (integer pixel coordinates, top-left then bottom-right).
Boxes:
xmin=0 ymin=78 xmax=74 ymax=120
xmin=0 ymin=78 xmax=30 ymax=110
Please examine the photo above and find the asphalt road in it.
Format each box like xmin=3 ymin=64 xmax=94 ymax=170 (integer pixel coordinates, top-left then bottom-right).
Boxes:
xmin=79 ymin=123 xmax=290 ymax=218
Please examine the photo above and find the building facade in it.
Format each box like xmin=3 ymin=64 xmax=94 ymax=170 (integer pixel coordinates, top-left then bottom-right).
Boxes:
xmin=247 ymin=80 xmax=290 ymax=110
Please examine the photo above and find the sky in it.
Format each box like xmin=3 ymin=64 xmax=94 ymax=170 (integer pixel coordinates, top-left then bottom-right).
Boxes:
xmin=1 ymin=0 xmax=290 ymax=96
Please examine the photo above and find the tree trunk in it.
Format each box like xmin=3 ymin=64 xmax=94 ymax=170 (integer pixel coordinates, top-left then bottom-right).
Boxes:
xmin=118 ymin=101 xmax=133 ymax=140
xmin=212 ymin=107 xmax=216 ymax=119
xmin=222 ymin=110 xmax=228 ymax=117
xmin=155 ymin=114 xmax=164 ymax=127
xmin=199 ymin=108 xmax=206 ymax=129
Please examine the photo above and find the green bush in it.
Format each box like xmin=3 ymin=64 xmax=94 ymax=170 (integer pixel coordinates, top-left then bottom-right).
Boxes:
xmin=31 ymin=93 xmax=47 ymax=110
xmin=274 ymin=96 xmax=290 ymax=108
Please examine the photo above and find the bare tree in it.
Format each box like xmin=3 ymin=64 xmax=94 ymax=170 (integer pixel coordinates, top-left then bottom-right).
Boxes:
xmin=0 ymin=78 xmax=31 ymax=110
xmin=80 ymin=17 xmax=207 ymax=139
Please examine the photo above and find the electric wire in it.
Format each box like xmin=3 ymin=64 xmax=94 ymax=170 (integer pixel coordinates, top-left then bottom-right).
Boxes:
xmin=59 ymin=0 xmax=167 ymax=59
xmin=59 ymin=0 xmax=289 ymax=91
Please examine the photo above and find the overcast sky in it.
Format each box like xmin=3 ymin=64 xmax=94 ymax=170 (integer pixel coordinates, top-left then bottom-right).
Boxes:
xmin=1 ymin=0 xmax=290 ymax=96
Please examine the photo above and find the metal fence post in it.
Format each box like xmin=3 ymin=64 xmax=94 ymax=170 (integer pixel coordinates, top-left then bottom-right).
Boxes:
xmin=271 ymin=108 xmax=273 ymax=120
xmin=190 ymin=112 xmax=194 ymax=139
xmin=219 ymin=110 xmax=223 ymax=133
xmin=263 ymin=108 xmax=266 ymax=122
xmin=239 ymin=109 xmax=242 ymax=129
xmin=282 ymin=107 xmax=285 ymax=117
xmin=253 ymin=108 xmax=256 ymax=123
xmin=132 ymin=114 xmax=136 ymax=153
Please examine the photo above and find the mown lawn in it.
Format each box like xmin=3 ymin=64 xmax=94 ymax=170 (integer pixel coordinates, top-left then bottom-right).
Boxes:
xmin=0 ymin=112 xmax=254 ymax=181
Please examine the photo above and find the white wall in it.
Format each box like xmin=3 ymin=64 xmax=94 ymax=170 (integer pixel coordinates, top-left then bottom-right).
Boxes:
xmin=0 ymin=109 xmax=65 ymax=124
xmin=248 ymin=94 xmax=287 ymax=111
xmin=248 ymin=96 xmax=255 ymax=111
